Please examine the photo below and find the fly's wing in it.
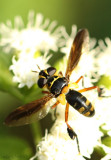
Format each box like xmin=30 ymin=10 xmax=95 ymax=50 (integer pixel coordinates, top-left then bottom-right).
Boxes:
xmin=5 ymin=93 xmax=54 ymax=127
xmin=65 ymin=29 xmax=89 ymax=80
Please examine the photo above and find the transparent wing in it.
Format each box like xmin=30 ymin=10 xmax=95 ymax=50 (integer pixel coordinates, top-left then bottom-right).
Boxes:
xmin=5 ymin=93 xmax=54 ymax=126
xmin=65 ymin=29 xmax=89 ymax=80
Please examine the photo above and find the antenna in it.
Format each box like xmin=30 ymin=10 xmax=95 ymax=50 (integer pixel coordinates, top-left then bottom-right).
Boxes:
xmin=32 ymin=64 xmax=41 ymax=73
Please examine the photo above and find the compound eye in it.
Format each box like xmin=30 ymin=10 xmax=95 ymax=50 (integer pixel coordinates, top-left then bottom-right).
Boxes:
xmin=47 ymin=67 xmax=56 ymax=76
xmin=39 ymin=70 xmax=44 ymax=76
xmin=38 ymin=78 xmax=47 ymax=88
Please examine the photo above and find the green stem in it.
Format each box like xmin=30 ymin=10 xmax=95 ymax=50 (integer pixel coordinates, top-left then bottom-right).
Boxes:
xmin=0 ymin=73 xmax=24 ymax=101
xmin=30 ymin=122 xmax=42 ymax=145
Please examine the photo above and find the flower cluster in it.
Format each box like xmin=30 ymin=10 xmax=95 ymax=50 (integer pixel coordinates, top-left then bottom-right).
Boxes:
xmin=0 ymin=11 xmax=111 ymax=160
xmin=97 ymin=38 xmax=111 ymax=78
xmin=0 ymin=11 xmax=64 ymax=88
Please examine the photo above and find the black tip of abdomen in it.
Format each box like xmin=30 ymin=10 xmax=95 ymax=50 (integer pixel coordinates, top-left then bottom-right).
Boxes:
xmin=89 ymin=109 xmax=95 ymax=117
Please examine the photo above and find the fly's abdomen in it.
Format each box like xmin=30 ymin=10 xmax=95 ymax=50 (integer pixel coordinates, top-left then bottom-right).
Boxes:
xmin=66 ymin=89 xmax=95 ymax=117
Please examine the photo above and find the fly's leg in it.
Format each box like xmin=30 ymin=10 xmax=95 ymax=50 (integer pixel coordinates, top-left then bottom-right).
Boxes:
xmin=65 ymin=102 xmax=80 ymax=153
xmin=78 ymin=86 xmax=104 ymax=97
xmin=75 ymin=76 xmax=84 ymax=87
xmin=51 ymin=101 xmax=60 ymax=109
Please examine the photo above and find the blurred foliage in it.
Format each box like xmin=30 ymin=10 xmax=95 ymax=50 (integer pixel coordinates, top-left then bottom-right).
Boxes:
xmin=0 ymin=0 xmax=111 ymax=39
xmin=0 ymin=135 xmax=32 ymax=160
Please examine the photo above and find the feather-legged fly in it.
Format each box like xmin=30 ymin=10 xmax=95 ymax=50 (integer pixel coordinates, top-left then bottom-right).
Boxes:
xmin=5 ymin=29 xmax=102 ymax=153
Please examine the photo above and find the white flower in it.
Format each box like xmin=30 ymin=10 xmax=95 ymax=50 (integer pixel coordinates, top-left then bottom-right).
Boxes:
xmin=31 ymin=85 xmax=111 ymax=160
xmin=31 ymin=101 xmax=103 ymax=160
xmin=60 ymin=25 xmax=78 ymax=55
xmin=0 ymin=11 xmax=65 ymax=88
xmin=0 ymin=11 xmax=63 ymax=54
xmin=33 ymin=127 xmax=86 ymax=160
xmin=30 ymin=81 xmax=107 ymax=160
xmin=101 ymin=155 xmax=111 ymax=160
xmin=96 ymin=38 xmax=111 ymax=78
xmin=10 ymin=52 xmax=51 ymax=88
xmin=94 ymin=96 xmax=111 ymax=132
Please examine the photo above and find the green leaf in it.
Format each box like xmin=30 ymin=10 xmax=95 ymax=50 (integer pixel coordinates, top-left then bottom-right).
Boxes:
xmin=86 ymin=146 xmax=106 ymax=160
xmin=99 ymin=125 xmax=109 ymax=136
xmin=97 ymin=76 xmax=111 ymax=89
xmin=102 ymin=136 xmax=111 ymax=147
xmin=0 ymin=135 xmax=32 ymax=160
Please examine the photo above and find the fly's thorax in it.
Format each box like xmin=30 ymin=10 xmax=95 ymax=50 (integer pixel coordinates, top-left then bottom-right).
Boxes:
xmin=47 ymin=76 xmax=68 ymax=97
